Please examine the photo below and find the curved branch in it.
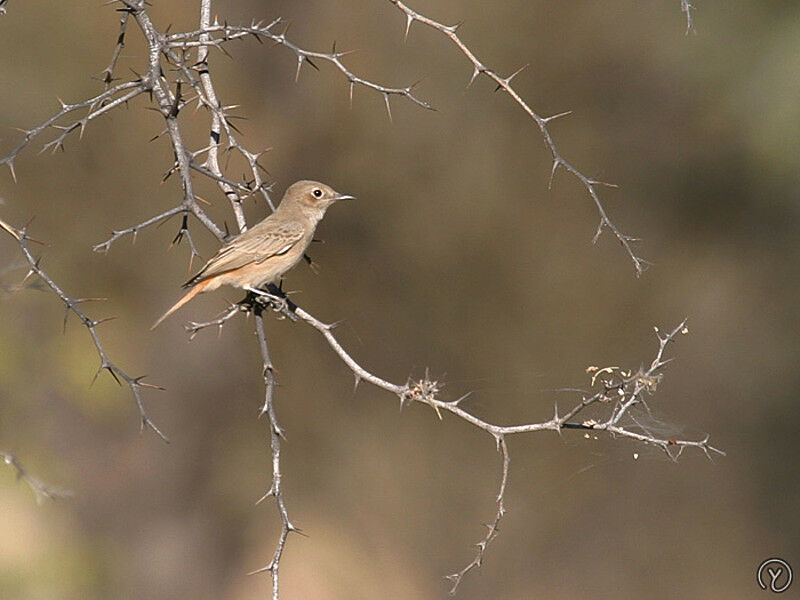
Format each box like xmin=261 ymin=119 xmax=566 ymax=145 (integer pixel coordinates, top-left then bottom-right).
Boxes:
xmin=387 ymin=0 xmax=647 ymax=275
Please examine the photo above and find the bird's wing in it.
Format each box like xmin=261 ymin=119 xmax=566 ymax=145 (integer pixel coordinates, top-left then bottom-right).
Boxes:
xmin=184 ymin=221 xmax=305 ymax=286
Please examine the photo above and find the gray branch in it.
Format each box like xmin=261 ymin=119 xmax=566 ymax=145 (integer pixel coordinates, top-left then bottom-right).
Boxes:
xmin=1 ymin=451 xmax=72 ymax=504
xmin=100 ymin=11 xmax=130 ymax=88
xmin=0 ymin=217 xmax=168 ymax=441
xmin=388 ymin=0 xmax=648 ymax=275
xmin=166 ymin=20 xmax=434 ymax=114
xmin=92 ymin=205 xmax=186 ymax=253
xmin=0 ymin=82 xmax=145 ymax=180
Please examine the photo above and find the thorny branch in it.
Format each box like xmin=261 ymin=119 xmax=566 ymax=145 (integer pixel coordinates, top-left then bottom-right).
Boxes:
xmin=0 ymin=81 xmax=145 ymax=182
xmin=1 ymin=450 xmax=72 ymax=504
xmin=166 ymin=20 xmax=434 ymax=117
xmin=195 ymin=0 xmax=253 ymax=231
xmin=289 ymin=310 xmax=722 ymax=594
xmin=92 ymin=205 xmax=186 ymax=254
xmin=100 ymin=11 xmax=130 ymax=89
xmin=0 ymin=217 xmax=168 ymax=441
xmin=184 ymin=303 xmax=242 ymax=339
xmin=190 ymin=290 xmax=722 ymax=595
xmin=248 ymin=310 xmax=296 ymax=600
xmin=388 ymin=0 xmax=648 ymax=275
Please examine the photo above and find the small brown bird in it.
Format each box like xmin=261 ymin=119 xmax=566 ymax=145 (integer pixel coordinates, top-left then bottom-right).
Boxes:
xmin=152 ymin=180 xmax=354 ymax=329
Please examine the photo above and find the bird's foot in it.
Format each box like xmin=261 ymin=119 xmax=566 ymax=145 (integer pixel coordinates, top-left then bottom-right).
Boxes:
xmin=244 ymin=285 xmax=298 ymax=319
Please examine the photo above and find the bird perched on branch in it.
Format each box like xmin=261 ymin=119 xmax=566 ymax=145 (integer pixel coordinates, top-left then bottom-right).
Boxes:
xmin=152 ymin=180 xmax=354 ymax=329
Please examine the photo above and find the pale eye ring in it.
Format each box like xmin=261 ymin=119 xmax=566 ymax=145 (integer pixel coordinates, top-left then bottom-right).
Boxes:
xmin=312 ymin=188 xmax=322 ymax=198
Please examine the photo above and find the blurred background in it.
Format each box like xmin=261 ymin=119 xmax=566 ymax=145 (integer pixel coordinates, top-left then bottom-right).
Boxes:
xmin=1 ymin=1 xmax=798 ymax=598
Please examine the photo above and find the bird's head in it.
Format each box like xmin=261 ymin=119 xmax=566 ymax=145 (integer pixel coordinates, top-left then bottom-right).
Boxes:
xmin=284 ymin=180 xmax=355 ymax=218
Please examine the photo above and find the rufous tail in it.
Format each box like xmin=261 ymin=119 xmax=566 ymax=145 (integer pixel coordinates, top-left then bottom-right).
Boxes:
xmin=151 ymin=280 xmax=209 ymax=330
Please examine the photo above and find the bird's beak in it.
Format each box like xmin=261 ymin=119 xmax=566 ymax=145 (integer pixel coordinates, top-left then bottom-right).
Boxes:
xmin=334 ymin=193 xmax=356 ymax=201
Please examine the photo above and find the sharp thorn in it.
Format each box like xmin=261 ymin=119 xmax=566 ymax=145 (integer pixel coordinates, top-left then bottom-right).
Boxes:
xmin=404 ymin=14 xmax=413 ymax=42
xmin=383 ymin=93 xmax=392 ymax=123
xmin=294 ymin=55 xmax=303 ymax=82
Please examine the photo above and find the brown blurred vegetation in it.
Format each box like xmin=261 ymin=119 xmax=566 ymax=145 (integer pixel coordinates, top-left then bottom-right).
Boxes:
xmin=1 ymin=1 xmax=799 ymax=598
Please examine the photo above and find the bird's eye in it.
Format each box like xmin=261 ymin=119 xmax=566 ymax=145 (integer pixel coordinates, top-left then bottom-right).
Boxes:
xmin=312 ymin=188 xmax=323 ymax=198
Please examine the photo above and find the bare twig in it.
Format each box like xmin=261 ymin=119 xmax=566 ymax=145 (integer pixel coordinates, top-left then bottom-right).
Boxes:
xmin=247 ymin=311 xmax=297 ymax=600
xmin=0 ymin=82 xmax=145 ymax=181
xmin=99 ymin=11 xmax=130 ymax=89
xmin=1 ymin=451 xmax=72 ymax=504
xmin=445 ymin=436 xmax=508 ymax=594
xmin=387 ymin=0 xmax=647 ymax=275
xmin=195 ymin=0 xmax=252 ymax=230
xmin=279 ymin=306 xmax=718 ymax=459
xmin=184 ymin=302 xmax=242 ymax=339
xmin=167 ymin=20 xmax=434 ymax=113
xmin=0 ymin=216 xmax=168 ymax=441
xmin=92 ymin=205 xmax=186 ymax=253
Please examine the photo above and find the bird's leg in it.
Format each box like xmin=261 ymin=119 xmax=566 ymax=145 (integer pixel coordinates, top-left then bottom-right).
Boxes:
xmin=243 ymin=285 xmax=281 ymax=314
xmin=265 ymin=282 xmax=298 ymax=313
xmin=244 ymin=284 xmax=298 ymax=317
